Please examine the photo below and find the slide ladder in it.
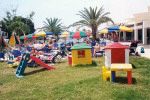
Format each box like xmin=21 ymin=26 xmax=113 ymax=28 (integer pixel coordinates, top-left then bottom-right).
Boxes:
xmin=15 ymin=53 xmax=30 ymax=78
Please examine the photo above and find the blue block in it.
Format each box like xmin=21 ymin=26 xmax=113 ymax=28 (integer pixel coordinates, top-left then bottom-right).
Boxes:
xmin=111 ymin=71 xmax=115 ymax=82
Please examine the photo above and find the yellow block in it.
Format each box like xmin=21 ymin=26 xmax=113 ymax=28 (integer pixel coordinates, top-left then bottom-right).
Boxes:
xmin=103 ymin=66 xmax=111 ymax=81
xmin=71 ymin=49 xmax=92 ymax=66
xmin=9 ymin=62 xmax=19 ymax=68
xmin=110 ymin=63 xmax=132 ymax=71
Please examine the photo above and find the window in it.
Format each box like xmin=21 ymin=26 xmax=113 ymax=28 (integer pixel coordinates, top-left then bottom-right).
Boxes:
xmin=78 ymin=50 xmax=85 ymax=58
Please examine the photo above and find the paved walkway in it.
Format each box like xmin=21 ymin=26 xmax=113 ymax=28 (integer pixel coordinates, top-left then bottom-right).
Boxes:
xmin=105 ymin=40 xmax=150 ymax=59
xmin=120 ymin=41 xmax=150 ymax=59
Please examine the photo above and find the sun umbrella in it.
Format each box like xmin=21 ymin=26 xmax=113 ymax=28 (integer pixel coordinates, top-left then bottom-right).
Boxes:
xmin=34 ymin=30 xmax=53 ymax=36
xmin=98 ymin=29 xmax=115 ymax=34
xmin=9 ymin=32 xmax=20 ymax=45
xmin=70 ymin=31 xmax=89 ymax=38
xmin=58 ymin=31 xmax=73 ymax=44
xmin=34 ymin=30 xmax=53 ymax=43
xmin=27 ymin=34 xmax=41 ymax=39
xmin=59 ymin=31 xmax=73 ymax=36
xmin=83 ymin=31 xmax=90 ymax=37
xmin=19 ymin=35 xmax=28 ymax=40
xmin=108 ymin=24 xmax=133 ymax=32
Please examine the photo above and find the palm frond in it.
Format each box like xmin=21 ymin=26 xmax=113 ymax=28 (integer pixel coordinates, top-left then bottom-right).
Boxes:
xmin=43 ymin=17 xmax=64 ymax=36
xmin=71 ymin=6 xmax=114 ymax=40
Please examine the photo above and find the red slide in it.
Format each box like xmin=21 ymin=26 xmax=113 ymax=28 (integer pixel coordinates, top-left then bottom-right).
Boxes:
xmin=30 ymin=56 xmax=55 ymax=70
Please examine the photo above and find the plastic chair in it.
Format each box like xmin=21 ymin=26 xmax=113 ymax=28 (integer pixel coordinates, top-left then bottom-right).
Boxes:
xmin=11 ymin=50 xmax=21 ymax=58
xmin=103 ymin=66 xmax=111 ymax=81
xmin=8 ymin=54 xmax=14 ymax=60
xmin=27 ymin=46 xmax=32 ymax=52
xmin=53 ymin=43 xmax=58 ymax=50
xmin=95 ymin=46 xmax=105 ymax=57
xmin=54 ymin=43 xmax=58 ymax=48
xmin=0 ymin=52 xmax=5 ymax=59
xmin=42 ymin=47 xmax=50 ymax=53
xmin=100 ymin=42 xmax=106 ymax=46
xmin=91 ymin=41 xmax=97 ymax=47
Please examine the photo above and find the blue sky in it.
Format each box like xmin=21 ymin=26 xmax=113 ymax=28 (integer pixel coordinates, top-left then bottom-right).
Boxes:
xmin=0 ymin=0 xmax=150 ymax=32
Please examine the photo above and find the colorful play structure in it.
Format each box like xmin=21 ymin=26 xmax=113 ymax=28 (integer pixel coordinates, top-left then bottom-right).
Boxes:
xmin=8 ymin=62 xmax=19 ymax=68
xmin=15 ymin=53 xmax=55 ymax=78
xmin=3 ymin=31 xmax=134 ymax=83
xmin=105 ymin=42 xmax=130 ymax=69
xmin=110 ymin=63 xmax=132 ymax=84
xmin=70 ymin=43 xmax=92 ymax=66
xmin=103 ymin=42 xmax=133 ymax=84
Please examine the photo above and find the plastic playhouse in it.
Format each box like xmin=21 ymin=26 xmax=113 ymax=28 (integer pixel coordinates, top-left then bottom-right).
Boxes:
xmin=103 ymin=42 xmax=133 ymax=84
xmin=104 ymin=42 xmax=130 ymax=69
xmin=70 ymin=43 xmax=92 ymax=66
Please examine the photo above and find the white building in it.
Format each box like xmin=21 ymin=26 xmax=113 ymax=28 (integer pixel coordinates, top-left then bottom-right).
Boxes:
xmin=122 ymin=6 xmax=150 ymax=45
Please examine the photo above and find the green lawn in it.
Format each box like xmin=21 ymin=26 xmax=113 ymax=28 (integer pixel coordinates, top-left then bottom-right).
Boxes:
xmin=0 ymin=57 xmax=150 ymax=100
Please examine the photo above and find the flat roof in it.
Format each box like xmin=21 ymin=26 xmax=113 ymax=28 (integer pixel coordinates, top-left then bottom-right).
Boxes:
xmin=126 ymin=6 xmax=150 ymax=23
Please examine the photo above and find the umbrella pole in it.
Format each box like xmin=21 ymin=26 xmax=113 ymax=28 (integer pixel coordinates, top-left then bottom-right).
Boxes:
xmin=65 ymin=37 xmax=66 ymax=44
xmin=115 ymin=31 xmax=119 ymax=42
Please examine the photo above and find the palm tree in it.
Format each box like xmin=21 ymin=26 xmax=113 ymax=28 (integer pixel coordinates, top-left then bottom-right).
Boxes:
xmin=71 ymin=6 xmax=114 ymax=40
xmin=43 ymin=18 xmax=64 ymax=36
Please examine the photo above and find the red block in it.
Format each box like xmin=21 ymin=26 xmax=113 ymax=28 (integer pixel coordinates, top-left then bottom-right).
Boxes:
xmin=127 ymin=71 xmax=132 ymax=84
xmin=111 ymin=49 xmax=125 ymax=63
xmin=68 ymin=56 xmax=72 ymax=66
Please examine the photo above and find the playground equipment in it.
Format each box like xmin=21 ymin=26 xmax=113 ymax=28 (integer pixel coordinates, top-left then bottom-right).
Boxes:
xmin=71 ymin=43 xmax=92 ymax=66
xmin=103 ymin=43 xmax=133 ymax=84
xmin=15 ymin=53 xmax=55 ymax=78
xmin=8 ymin=62 xmax=19 ymax=68
xmin=68 ymin=56 xmax=72 ymax=65
xmin=15 ymin=53 xmax=30 ymax=78
xmin=102 ymin=66 xmax=111 ymax=81
xmin=104 ymin=42 xmax=130 ymax=69
xmin=110 ymin=63 xmax=132 ymax=84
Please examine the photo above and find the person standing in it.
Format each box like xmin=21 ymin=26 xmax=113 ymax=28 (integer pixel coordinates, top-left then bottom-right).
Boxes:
xmin=112 ymin=32 xmax=118 ymax=42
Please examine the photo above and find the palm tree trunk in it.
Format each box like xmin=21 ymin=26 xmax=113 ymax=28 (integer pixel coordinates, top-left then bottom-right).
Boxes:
xmin=92 ymin=26 xmax=97 ymax=40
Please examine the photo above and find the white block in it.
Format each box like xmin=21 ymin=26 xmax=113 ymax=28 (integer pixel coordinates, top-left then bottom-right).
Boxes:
xmin=105 ymin=49 xmax=111 ymax=69
xmin=125 ymin=49 xmax=129 ymax=63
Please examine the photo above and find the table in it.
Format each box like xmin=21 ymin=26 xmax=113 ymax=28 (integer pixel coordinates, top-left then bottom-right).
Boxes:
xmin=110 ymin=63 xmax=132 ymax=84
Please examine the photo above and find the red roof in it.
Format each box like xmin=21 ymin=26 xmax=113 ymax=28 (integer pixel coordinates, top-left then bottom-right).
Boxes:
xmin=105 ymin=42 xmax=130 ymax=49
